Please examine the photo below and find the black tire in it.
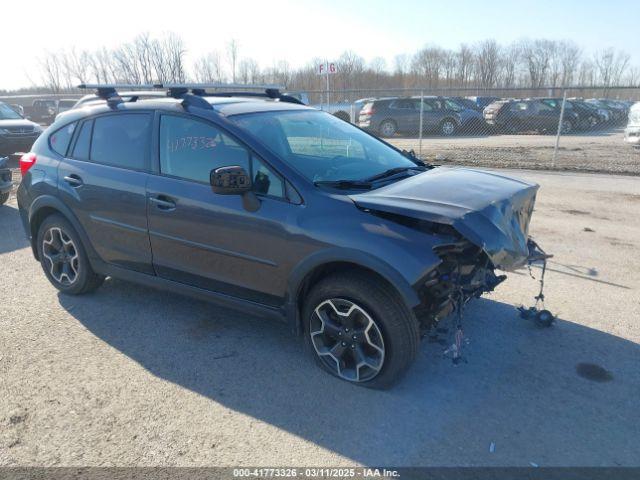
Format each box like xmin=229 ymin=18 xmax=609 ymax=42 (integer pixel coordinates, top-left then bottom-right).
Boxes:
xmin=378 ymin=120 xmax=397 ymax=138
xmin=0 ymin=192 xmax=9 ymax=205
xmin=303 ymin=272 xmax=420 ymax=389
xmin=560 ymin=119 xmax=574 ymax=134
xmin=36 ymin=214 xmax=104 ymax=295
xmin=439 ymin=118 xmax=457 ymax=136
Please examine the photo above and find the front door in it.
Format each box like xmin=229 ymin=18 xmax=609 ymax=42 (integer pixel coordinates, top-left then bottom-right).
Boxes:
xmin=146 ymin=113 xmax=297 ymax=306
xmin=56 ymin=112 xmax=154 ymax=274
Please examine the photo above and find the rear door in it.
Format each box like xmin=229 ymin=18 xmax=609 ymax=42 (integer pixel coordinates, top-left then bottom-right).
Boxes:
xmin=419 ymin=99 xmax=443 ymax=130
xmin=531 ymin=101 xmax=559 ymax=131
xmin=388 ymin=99 xmax=417 ymax=133
xmin=57 ymin=112 xmax=154 ymax=274
xmin=146 ymin=113 xmax=297 ymax=306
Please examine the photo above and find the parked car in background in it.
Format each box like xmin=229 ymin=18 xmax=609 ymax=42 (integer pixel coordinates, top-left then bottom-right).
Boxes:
xmin=0 ymin=155 xmax=11 ymax=205
xmin=585 ymin=99 xmax=627 ymax=124
xmin=312 ymin=98 xmax=354 ymax=122
xmin=449 ymin=96 xmax=482 ymax=112
xmin=539 ymin=98 xmax=600 ymax=130
xmin=483 ymin=99 xmax=579 ymax=134
xmin=23 ymin=99 xmax=57 ymax=124
xmin=0 ymin=101 xmax=43 ymax=156
xmin=9 ymin=104 xmax=25 ymax=116
xmin=467 ymin=96 xmax=501 ymax=111
xmin=359 ymin=96 xmax=483 ymax=137
xmin=624 ymin=102 xmax=640 ymax=148
xmin=570 ymin=99 xmax=611 ymax=124
xmin=57 ymin=99 xmax=77 ymax=115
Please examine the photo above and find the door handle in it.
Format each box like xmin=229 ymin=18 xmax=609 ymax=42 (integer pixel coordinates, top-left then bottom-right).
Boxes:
xmin=149 ymin=196 xmax=176 ymax=211
xmin=63 ymin=174 xmax=83 ymax=187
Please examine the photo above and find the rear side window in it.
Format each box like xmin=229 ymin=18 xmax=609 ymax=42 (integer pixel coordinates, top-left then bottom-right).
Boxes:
xmin=90 ymin=114 xmax=151 ymax=170
xmin=49 ymin=122 xmax=76 ymax=156
xmin=71 ymin=120 xmax=92 ymax=160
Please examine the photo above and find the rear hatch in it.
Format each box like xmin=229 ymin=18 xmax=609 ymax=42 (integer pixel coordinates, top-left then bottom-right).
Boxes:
xmin=350 ymin=167 xmax=539 ymax=270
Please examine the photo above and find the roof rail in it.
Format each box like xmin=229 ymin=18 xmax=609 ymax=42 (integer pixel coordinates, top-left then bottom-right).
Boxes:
xmin=77 ymin=83 xmax=304 ymax=109
xmin=78 ymin=84 xmax=158 ymax=108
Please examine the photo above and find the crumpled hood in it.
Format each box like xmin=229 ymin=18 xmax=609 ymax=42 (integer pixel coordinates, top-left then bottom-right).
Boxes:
xmin=350 ymin=167 xmax=539 ymax=270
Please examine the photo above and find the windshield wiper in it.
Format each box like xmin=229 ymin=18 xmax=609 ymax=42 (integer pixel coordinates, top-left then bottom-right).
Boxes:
xmin=314 ymin=180 xmax=372 ymax=190
xmin=364 ymin=166 xmax=426 ymax=183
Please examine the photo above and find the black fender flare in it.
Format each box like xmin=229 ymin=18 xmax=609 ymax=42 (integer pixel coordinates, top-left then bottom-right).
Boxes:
xmin=285 ymin=247 xmax=421 ymax=334
xmin=27 ymin=195 xmax=101 ymax=266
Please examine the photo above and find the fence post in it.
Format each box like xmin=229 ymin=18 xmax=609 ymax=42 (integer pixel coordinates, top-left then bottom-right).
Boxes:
xmin=552 ymin=89 xmax=567 ymax=168
xmin=419 ymin=90 xmax=424 ymax=158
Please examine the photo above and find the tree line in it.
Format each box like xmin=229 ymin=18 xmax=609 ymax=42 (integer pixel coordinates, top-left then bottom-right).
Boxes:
xmin=17 ymin=33 xmax=640 ymax=95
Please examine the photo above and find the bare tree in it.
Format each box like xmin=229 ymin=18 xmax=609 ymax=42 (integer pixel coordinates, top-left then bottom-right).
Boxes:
xmin=557 ymin=41 xmax=581 ymax=87
xmin=500 ymin=43 xmax=521 ymax=87
xmin=594 ymin=48 xmax=630 ymax=88
xmin=475 ymin=40 xmax=500 ymax=88
xmin=227 ymin=39 xmax=240 ymax=83
xmin=456 ymin=44 xmax=474 ymax=86
xmin=194 ymin=51 xmax=224 ymax=83
xmin=39 ymin=52 xmax=64 ymax=93
xmin=412 ymin=46 xmax=446 ymax=87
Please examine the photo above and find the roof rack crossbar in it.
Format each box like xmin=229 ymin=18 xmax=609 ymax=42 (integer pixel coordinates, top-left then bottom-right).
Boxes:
xmin=77 ymin=83 xmax=304 ymax=109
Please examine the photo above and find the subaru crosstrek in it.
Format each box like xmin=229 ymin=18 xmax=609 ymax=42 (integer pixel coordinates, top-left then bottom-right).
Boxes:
xmin=17 ymin=85 xmax=541 ymax=388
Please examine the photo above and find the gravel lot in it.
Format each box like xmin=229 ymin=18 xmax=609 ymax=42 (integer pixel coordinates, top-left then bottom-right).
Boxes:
xmin=388 ymin=128 xmax=640 ymax=175
xmin=1 ymin=169 xmax=639 ymax=467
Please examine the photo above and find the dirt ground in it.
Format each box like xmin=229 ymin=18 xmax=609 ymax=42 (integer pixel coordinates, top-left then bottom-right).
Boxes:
xmin=1 ymin=169 xmax=639 ymax=467
xmin=388 ymin=127 xmax=640 ymax=175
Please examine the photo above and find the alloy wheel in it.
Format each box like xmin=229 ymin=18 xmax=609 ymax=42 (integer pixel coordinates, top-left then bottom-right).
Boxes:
xmin=380 ymin=121 xmax=396 ymax=137
xmin=310 ymin=298 xmax=385 ymax=382
xmin=42 ymin=227 xmax=79 ymax=286
xmin=441 ymin=120 xmax=456 ymax=136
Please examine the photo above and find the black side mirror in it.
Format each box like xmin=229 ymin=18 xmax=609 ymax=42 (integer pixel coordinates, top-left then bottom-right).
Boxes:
xmin=210 ymin=166 xmax=252 ymax=195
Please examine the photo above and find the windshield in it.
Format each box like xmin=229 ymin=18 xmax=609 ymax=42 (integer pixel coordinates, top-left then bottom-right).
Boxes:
xmin=230 ymin=110 xmax=419 ymax=184
xmin=0 ymin=102 xmax=23 ymax=120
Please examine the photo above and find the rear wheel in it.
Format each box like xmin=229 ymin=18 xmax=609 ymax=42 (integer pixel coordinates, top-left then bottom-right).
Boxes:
xmin=0 ymin=192 xmax=9 ymax=205
xmin=36 ymin=214 xmax=104 ymax=295
xmin=439 ymin=119 xmax=457 ymax=136
xmin=378 ymin=120 xmax=397 ymax=137
xmin=304 ymin=272 xmax=420 ymax=389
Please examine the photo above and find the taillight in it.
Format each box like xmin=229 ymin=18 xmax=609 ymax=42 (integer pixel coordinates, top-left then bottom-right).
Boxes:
xmin=361 ymin=106 xmax=376 ymax=116
xmin=20 ymin=152 xmax=37 ymax=175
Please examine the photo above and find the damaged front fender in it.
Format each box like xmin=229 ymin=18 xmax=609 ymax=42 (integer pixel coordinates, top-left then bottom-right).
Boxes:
xmin=350 ymin=167 xmax=539 ymax=270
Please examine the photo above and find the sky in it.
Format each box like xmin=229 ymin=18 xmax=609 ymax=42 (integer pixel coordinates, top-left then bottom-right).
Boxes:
xmin=1 ymin=0 xmax=638 ymax=90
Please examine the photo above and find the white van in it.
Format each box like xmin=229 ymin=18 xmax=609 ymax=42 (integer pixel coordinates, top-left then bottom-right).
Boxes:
xmin=624 ymin=102 xmax=640 ymax=147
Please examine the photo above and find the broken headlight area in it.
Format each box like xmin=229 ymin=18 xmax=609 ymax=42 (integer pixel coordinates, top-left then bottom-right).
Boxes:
xmin=414 ymin=239 xmax=506 ymax=335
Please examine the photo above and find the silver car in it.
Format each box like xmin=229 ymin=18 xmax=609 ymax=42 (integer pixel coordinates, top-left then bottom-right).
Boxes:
xmin=625 ymin=102 xmax=640 ymax=147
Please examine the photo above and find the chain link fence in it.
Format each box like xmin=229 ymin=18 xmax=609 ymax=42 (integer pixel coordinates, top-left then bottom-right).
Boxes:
xmin=2 ymin=86 xmax=640 ymax=175
xmin=309 ymin=86 xmax=640 ymax=175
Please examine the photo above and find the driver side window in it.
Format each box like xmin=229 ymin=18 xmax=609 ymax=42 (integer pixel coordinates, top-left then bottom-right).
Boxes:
xmin=160 ymin=115 xmax=249 ymax=183
xmin=159 ymin=114 xmax=284 ymax=198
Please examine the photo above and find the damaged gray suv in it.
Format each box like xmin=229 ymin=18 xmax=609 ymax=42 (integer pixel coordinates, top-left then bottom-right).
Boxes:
xmin=17 ymin=84 xmax=544 ymax=389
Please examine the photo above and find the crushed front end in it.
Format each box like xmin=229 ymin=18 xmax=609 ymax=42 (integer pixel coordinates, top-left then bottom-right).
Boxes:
xmin=351 ymin=167 xmax=549 ymax=336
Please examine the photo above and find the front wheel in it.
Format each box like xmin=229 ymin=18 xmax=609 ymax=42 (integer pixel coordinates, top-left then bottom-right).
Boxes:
xmin=304 ymin=272 xmax=420 ymax=389
xmin=560 ymin=119 xmax=573 ymax=134
xmin=37 ymin=214 xmax=105 ymax=295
